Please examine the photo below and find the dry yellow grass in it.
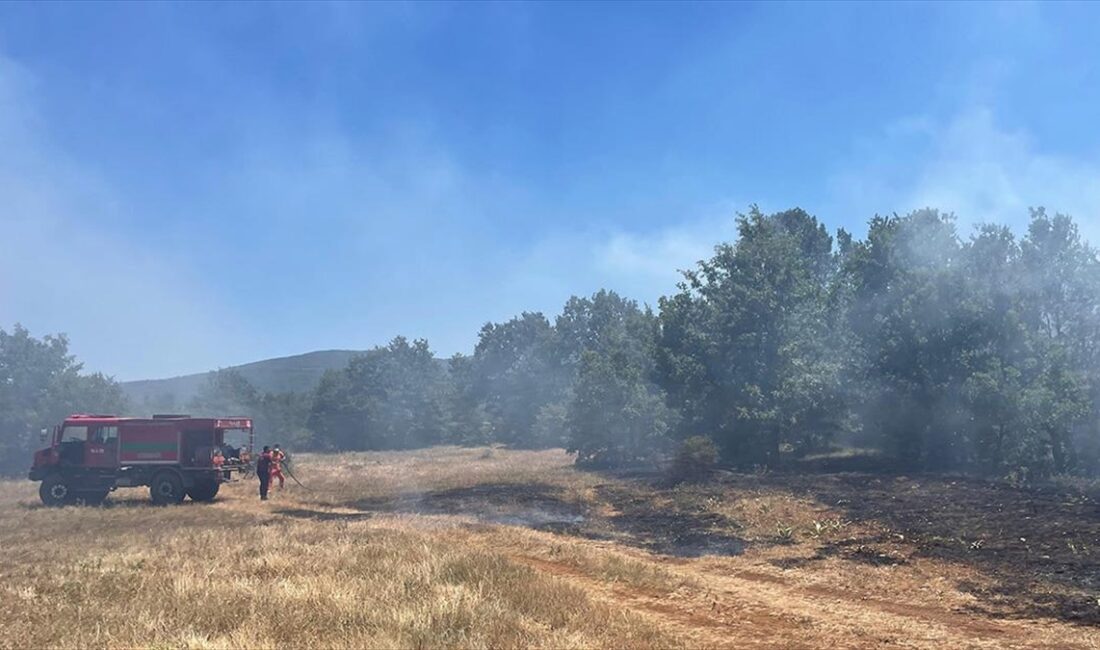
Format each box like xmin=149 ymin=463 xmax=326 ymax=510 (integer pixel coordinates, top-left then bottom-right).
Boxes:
xmin=1 ymin=446 xmax=1097 ymax=649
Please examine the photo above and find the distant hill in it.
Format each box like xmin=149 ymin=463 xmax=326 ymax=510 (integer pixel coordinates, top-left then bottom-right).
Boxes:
xmin=121 ymin=349 xmax=366 ymax=407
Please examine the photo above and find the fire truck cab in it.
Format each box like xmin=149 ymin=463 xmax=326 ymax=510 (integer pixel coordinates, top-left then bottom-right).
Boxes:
xmin=29 ymin=414 xmax=254 ymax=506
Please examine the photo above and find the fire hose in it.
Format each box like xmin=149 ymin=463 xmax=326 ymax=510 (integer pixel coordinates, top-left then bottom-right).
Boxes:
xmin=283 ymin=462 xmax=311 ymax=490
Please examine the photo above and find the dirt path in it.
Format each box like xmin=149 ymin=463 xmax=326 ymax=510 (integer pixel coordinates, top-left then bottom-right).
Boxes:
xmin=511 ymin=554 xmax=804 ymax=649
xmin=505 ymin=544 xmax=1097 ymax=650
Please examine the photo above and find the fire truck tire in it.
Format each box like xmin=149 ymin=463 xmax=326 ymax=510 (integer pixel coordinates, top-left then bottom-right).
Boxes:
xmin=187 ymin=480 xmax=220 ymax=502
xmin=150 ymin=471 xmax=186 ymax=505
xmin=39 ymin=474 xmax=73 ymax=507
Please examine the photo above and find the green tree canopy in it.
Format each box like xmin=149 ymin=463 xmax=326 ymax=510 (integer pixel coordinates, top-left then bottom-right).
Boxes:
xmin=308 ymin=337 xmax=447 ymax=450
xmin=657 ymin=207 xmax=844 ymax=466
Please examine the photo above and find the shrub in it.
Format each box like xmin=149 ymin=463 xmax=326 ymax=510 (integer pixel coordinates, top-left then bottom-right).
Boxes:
xmin=669 ymin=436 xmax=719 ymax=484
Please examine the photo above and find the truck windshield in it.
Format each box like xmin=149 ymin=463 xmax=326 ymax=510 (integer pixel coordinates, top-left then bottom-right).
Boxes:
xmin=61 ymin=426 xmax=88 ymax=442
xmin=222 ymin=428 xmax=250 ymax=449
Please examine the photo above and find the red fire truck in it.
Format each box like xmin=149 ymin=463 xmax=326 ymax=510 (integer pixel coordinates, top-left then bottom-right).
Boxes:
xmin=29 ymin=414 xmax=254 ymax=506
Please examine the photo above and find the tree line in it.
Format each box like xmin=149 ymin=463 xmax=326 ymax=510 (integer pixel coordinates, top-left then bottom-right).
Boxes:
xmin=3 ymin=207 xmax=1099 ymax=479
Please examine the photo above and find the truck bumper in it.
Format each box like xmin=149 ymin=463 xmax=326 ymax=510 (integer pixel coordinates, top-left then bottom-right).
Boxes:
xmin=28 ymin=467 xmax=47 ymax=481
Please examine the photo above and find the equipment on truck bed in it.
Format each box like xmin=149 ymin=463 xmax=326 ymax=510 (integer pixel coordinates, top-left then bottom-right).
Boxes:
xmin=28 ymin=414 xmax=254 ymax=506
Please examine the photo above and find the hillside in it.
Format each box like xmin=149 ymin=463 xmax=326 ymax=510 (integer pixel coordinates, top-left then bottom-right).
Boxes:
xmin=121 ymin=349 xmax=366 ymax=406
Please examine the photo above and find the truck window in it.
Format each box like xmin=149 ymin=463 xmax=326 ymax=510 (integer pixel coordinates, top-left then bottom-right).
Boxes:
xmin=223 ymin=428 xmax=250 ymax=449
xmin=90 ymin=426 xmax=119 ymax=444
xmin=62 ymin=426 xmax=88 ymax=442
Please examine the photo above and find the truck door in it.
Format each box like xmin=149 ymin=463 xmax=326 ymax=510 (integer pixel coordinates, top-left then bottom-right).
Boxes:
xmin=85 ymin=425 xmax=120 ymax=469
xmin=58 ymin=425 xmax=88 ymax=465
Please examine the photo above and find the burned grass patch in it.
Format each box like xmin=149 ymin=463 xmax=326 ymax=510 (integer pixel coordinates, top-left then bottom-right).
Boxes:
xmin=721 ymin=471 xmax=1100 ymax=626
xmin=343 ymin=482 xmax=591 ymax=531
xmin=274 ymin=508 xmax=374 ymax=522
xmin=340 ymin=480 xmax=748 ymax=558
xmin=590 ymin=484 xmax=747 ymax=557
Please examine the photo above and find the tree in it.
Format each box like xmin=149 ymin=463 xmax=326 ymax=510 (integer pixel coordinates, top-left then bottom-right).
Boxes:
xmin=840 ymin=209 xmax=1096 ymax=476
xmin=567 ymin=348 xmax=675 ymax=467
xmin=188 ymin=369 xmax=259 ymax=416
xmin=444 ymin=353 xmax=492 ymax=445
xmin=657 ymin=207 xmax=844 ymax=466
xmin=555 ymin=290 xmax=657 ymax=379
xmin=466 ymin=313 xmax=559 ymax=447
xmin=258 ymin=390 xmax=315 ymax=450
xmin=0 ymin=325 xmax=127 ymax=476
xmin=188 ymin=369 xmax=313 ymax=449
xmin=1018 ymin=209 xmax=1099 ymax=474
xmin=559 ymin=290 xmax=671 ymax=464
xmin=843 ymin=210 xmax=976 ymax=469
xmin=308 ymin=337 xmax=447 ymax=450
xmin=532 ymin=401 xmax=570 ymax=448
xmin=307 ymin=369 xmax=358 ymax=451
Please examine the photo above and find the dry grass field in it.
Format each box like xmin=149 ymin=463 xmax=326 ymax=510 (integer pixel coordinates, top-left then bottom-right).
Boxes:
xmin=1 ymin=447 xmax=1098 ymax=649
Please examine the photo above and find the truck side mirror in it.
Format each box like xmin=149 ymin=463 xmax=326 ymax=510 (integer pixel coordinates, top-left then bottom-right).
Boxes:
xmin=40 ymin=428 xmax=48 ymax=442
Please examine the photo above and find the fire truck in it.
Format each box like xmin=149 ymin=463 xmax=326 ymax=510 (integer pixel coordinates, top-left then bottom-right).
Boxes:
xmin=28 ymin=414 xmax=254 ymax=506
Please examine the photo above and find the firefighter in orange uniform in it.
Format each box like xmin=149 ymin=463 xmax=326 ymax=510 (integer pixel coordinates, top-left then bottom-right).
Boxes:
xmin=270 ymin=444 xmax=286 ymax=489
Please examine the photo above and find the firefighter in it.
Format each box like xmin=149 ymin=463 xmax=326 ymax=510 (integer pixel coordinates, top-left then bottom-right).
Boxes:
xmin=212 ymin=448 xmax=225 ymax=468
xmin=256 ymin=446 xmax=272 ymax=500
xmin=270 ymin=444 xmax=286 ymax=489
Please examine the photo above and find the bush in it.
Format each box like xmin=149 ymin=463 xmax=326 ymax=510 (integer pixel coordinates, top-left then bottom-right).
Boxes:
xmin=669 ymin=436 xmax=719 ymax=484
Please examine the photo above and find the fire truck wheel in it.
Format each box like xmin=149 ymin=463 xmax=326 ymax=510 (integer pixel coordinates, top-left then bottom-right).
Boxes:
xmin=150 ymin=471 xmax=185 ymax=505
xmin=39 ymin=474 xmax=72 ymax=507
xmin=187 ymin=480 xmax=220 ymax=502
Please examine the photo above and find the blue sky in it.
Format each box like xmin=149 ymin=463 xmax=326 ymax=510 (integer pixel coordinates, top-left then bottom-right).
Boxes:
xmin=1 ymin=2 xmax=1099 ymax=380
